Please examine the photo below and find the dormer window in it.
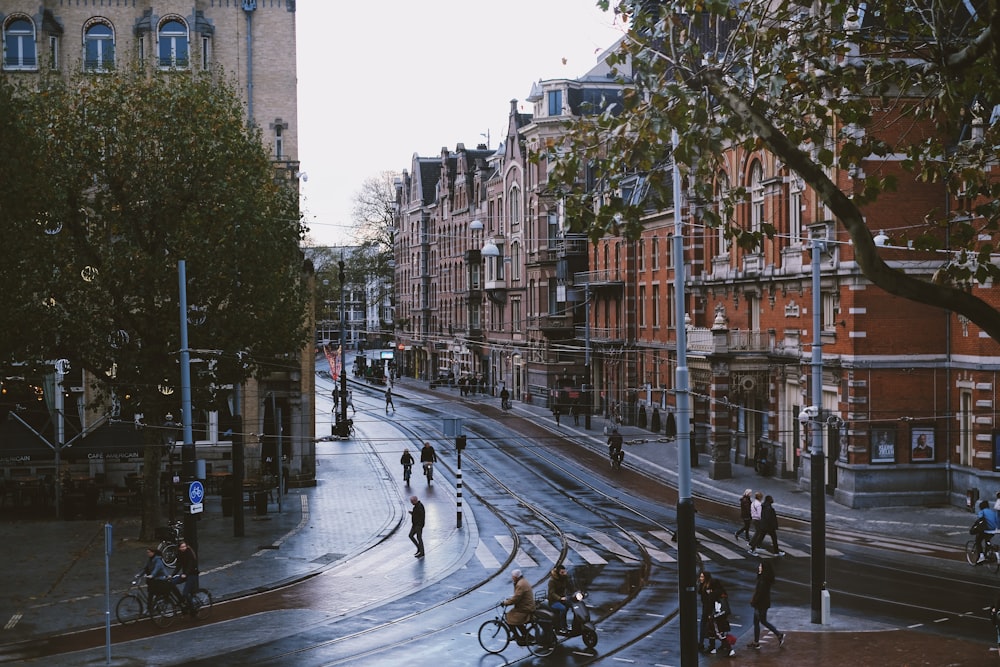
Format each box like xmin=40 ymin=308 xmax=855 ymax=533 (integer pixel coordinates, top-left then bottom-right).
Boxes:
xmin=547 ymin=89 xmax=562 ymax=117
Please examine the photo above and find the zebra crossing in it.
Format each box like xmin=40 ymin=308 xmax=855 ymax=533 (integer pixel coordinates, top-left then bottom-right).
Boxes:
xmin=474 ymin=527 xmax=832 ymax=571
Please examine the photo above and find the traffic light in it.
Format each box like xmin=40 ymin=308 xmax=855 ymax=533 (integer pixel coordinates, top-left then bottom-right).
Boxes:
xmin=456 ymin=434 xmax=467 ymax=451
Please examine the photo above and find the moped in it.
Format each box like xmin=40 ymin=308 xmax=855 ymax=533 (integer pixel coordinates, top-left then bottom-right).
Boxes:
xmin=534 ymin=590 xmax=598 ymax=650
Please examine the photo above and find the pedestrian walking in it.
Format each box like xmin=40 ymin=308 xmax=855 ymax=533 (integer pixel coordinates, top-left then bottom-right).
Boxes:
xmin=735 ymin=488 xmax=753 ymax=541
xmin=697 ymin=571 xmax=719 ymax=654
xmin=748 ymin=494 xmax=785 ymax=556
xmin=345 ymin=389 xmax=355 ymax=415
xmin=749 ymin=491 xmax=763 ymax=542
xmin=408 ymin=495 xmax=425 ymax=557
xmin=748 ymin=559 xmax=786 ymax=649
xmin=385 ymin=386 xmax=395 ymax=413
xmin=554 ymin=407 xmax=561 ymax=426
xmin=571 ymin=400 xmax=581 ymax=426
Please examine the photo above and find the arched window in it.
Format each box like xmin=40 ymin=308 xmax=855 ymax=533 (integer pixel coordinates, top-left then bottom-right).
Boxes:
xmin=158 ymin=18 xmax=189 ymax=69
xmin=510 ymin=241 xmax=521 ymax=281
xmin=749 ymin=161 xmax=764 ymax=234
xmin=716 ymin=171 xmax=730 ymax=255
xmin=84 ymin=20 xmax=115 ymax=72
xmin=3 ymin=17 xmax=37 ymax=70
xmin=508 ymin=185 xmax=520 ymax=227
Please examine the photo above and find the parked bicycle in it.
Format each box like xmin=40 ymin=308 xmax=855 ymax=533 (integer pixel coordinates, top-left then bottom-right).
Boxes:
xmin=116 ymin=577 xmax=213 ymax=627
xmin=156 ymin=520 xmax=184 ymax=568
xmin=478 ymin=602 xmax=553 ymax=656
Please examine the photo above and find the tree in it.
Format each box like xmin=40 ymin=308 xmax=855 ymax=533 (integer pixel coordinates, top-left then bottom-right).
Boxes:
xmin=351 ymin=172 xmax=400 ymax=343
xmin=551 ymin=0 xmax=1000 ymax=340
xmin=4 ymin=68 xmax=309 ymax=538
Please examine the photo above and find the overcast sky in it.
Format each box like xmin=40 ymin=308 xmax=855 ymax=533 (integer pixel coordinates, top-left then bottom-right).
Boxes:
xmin=295 ymin=1 xmax=626 ymax=247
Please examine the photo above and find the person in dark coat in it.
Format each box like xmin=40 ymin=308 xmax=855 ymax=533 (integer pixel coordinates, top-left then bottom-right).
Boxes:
xmin=174 ymin=540 xmax=199 ymax=611
xmin=735 ymin=488 xmax=753 ymax=541
xmin=748 ymin=495 xmax=785 ymax=556
xmin=408 ymin=495 xmax=425 ymax=557
xmin=698 ymin=570 xmax=721 ymax=653
xmin=503 ymin=569 xmax=536 ymax=644
xmin=749 ymin=559 xmax=785 ymax=649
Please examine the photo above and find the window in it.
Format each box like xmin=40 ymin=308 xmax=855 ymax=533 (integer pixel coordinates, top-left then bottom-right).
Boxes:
xmin=638 ymin=240 xmax=645 ymax=272
xmin=547 ymin=211 xmax=559 ymax=246
xmin=652 ymin=284 xmax=660 ymax=327
xmin=48 ymin=35 xmax=59 ymax=70
xmin=508 ymin=186 xmax=520 ymax=227
xmin=716 ymin=172 xmax=730 ymax=255
xmin=511 ymin=242 xmax=521 ymax=281
xmin=274 ymin=125 xmax=284 ymax=159
xmin=789 ymin=177 xmax=803 ymax=245
xmin=749 ymin=161 xmax=764 ymax=233
xmin=548 ymin=278 xmax=558 ymax=316
xmin=202 ymin=36 xmax=212 ymax=70
xmin=4 ymin=17 xmax=37 ymax=70
xmin=822 ymin=292 xmax=839 ymax=331
xmin=84 ymin=20 xmax=115 ymax=71
xmin=959 ymin=390 xmax=972 ymax=466
xmin=158 ymin=19 xmax=189 ymax=68
xmin=512 ymin=299 xmax=522 ymax=333
xmin=548 ymin=89 xmax=562 ymax=116
xmin=638 ymin=286 xmax=646 ymax=327
xmin=651 ymin=237 xmax=659 ymax=269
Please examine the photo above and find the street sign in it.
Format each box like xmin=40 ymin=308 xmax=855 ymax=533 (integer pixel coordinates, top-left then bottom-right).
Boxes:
xmin=188 ymin=480 xmax=205 ymax=505
xmin=190 ymin=502 xmax=203 ymax=514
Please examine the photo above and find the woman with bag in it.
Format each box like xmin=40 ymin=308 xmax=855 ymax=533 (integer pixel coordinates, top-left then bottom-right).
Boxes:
xmin=749 ymin=559 xmax=785 ymax=650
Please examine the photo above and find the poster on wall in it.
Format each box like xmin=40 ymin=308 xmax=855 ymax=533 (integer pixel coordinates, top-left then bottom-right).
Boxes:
xmin=911 ymin=428 xmax=935 ymax=462
xmin=993 ymin=432 xmax=1000 ymax=472
xmin=871 ymin=428 xmax=896 ymax=463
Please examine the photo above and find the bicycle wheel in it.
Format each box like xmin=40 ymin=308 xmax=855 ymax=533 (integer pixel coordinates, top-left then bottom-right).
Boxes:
xmin=478 ymin=619 xmax=510 ymax=654
xmin=526 ymin=622 xmax=556 ymax=657
xmin=966 ymin=539 xmax=979 ymax=565
xmin=191 ymin=588 xmax=213 ymax=620
xmin=115 ymin=594 xmax=145 ymax=625
xmin=150 ymin=597 xmax=180 ymax=629
xmin=161 ymin=543 xmax=179 ymax=568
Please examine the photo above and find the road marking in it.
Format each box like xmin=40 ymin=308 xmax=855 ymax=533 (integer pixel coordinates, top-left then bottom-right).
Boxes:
xmin=526 ymin=534 xmax=563 ymax=566
xmin=476 ymin=541 xmax=502 ymax=569
xmin=4 ymin=613 xmax=21 ymax=630
xmin=566 ymin=533 xmax=608 ymax=565
xmin=496 ymin=535 xmax=538 ymax=567
xmin=628 ymin=532 xmax=676 ymax=562
xmin=589 ymin=532 xmax=641 ymax=562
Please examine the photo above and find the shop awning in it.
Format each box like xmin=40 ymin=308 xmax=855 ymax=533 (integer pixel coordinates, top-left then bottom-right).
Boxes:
xmin=0 ymin=417 xmax=56 ymax=463
xmin=62 ymin=421 xmax=145 ymax=461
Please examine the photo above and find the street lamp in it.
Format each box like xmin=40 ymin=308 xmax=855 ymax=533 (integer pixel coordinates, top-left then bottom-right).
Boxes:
xmin=806 ymin=227 xmax=828 ymax=625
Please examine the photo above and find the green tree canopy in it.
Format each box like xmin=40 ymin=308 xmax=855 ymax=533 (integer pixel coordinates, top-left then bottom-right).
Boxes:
xmin=1 ymin=67 xmax=309 ymax=415
xmin=551 ymin=0 xmax=1000 ymax=339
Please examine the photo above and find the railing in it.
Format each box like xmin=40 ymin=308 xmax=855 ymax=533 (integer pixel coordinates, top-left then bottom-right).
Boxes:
xmin=574 ymin=269 xmax=624 ymax=285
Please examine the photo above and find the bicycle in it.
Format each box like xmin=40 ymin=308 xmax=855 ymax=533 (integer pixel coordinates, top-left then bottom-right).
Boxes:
xmin=609 ymin=446 xmax=624 ymax=471
xmin=423 ymin=461 xmax=434 ymax=484
xmin=117 ymin=578 xmax=213 ymax=627
xmin=148 ymin=579 xmax=214 ymax=629
xmin=965 ymin=532 xmax=1000 ymax=573
xmin=403 ymin=463 xmax=412 ymax=485
xmin=156 ymin=520 xmax=184 ymax=568
xmin=478 ymin=602 xmax=554 ymax=657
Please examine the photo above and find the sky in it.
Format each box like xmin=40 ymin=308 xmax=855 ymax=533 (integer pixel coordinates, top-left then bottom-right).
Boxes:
xmin=295 ymin=1 xmax=627 ymax=248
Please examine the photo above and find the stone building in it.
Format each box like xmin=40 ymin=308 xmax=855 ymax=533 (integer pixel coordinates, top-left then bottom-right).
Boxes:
xmin=0 ymin=0 xmax=315 ymax=486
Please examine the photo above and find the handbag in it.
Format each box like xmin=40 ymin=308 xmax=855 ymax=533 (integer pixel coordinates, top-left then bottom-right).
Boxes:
xmin=971 ymin=516 xmax=988 ymax=535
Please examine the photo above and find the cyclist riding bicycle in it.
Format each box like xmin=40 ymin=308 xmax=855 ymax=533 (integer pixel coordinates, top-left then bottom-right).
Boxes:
xmin=141 ymin=546 xmax=175 ymax=606
xmin=974 ymin=499 xmax=999 ymax=563
xmin=420 ymin=441 xmax=438 ymax=476
xmin=502 ymin=569 xmax=536 ymax=645
xmin=607 ymin=428 xmax=624 ymax=468
xmin=400 ymin=448 xmax=415 ymax=482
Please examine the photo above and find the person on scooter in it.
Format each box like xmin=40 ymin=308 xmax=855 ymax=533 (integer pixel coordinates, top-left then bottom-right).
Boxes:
xmin=547 ymin=564 xmax=573 ymax=634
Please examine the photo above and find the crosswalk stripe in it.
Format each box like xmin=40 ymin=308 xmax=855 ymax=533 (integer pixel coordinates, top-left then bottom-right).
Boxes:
xmin=476 ymin=541 xmax=502 ymax=569
xmin=700 ymin=529 xmax=755 ymax=559
xmin=566 ymin=533 xmax=608 ymax=565
xmin=628 ymin=532 xmax=676 ymax=562
xmin=588 ymin=532 xmax=641 ymax=562
xmin=527 ymin=534 xmax=565 ymax=567
xmin=496 ymin=535 xmax=538 ymax=567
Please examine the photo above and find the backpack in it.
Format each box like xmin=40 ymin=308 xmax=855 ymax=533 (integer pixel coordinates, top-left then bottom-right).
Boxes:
xmin=971 ymin=516 xmax=988 ymax=535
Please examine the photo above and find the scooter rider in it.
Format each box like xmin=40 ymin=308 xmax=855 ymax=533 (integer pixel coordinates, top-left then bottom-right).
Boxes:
xmin=547 ymin=564 xmax=573 ymax=634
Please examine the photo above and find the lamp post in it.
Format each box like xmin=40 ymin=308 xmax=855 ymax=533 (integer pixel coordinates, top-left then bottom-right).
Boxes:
xmin=336 ymin=258 xmax=350 ymax=438
xmin=671 ymin=130 xmax=697 ymax=667
xmin=807 ymin=228 xmax=828 ymax=625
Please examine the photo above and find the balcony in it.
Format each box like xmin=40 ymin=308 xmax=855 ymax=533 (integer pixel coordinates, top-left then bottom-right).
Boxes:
xmin=531 ymin=314 xmax=575 ymax=337
xmin=574 ymin=269 xmax=625 ymax=290
xmin=576 ymin=326 xmax=625 ymax=344
xmin=686 ymin=327 xmax=774 ymax=354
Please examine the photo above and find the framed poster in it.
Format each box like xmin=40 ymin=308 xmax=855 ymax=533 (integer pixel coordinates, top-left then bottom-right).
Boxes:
xmin=871 ymin=428 xmax=896 ymax=463
xmin=911 ymin=428 xmax=935 ymax=462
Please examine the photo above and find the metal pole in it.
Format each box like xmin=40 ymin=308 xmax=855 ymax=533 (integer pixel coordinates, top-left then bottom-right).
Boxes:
xmin=671 ymin=130 xmax=697 ymax=667
xmin=104 ymin=522 xmax=112 ymax=665
xmin=339 ymin=259 xmax=349 ymax=436
xmin=809 ymin=234 xmax=827 ymax=624
xmin=456 ymin=434 xmax=465 ymax=528
xmin=178 ymin=260 xmax=198 ymax=551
